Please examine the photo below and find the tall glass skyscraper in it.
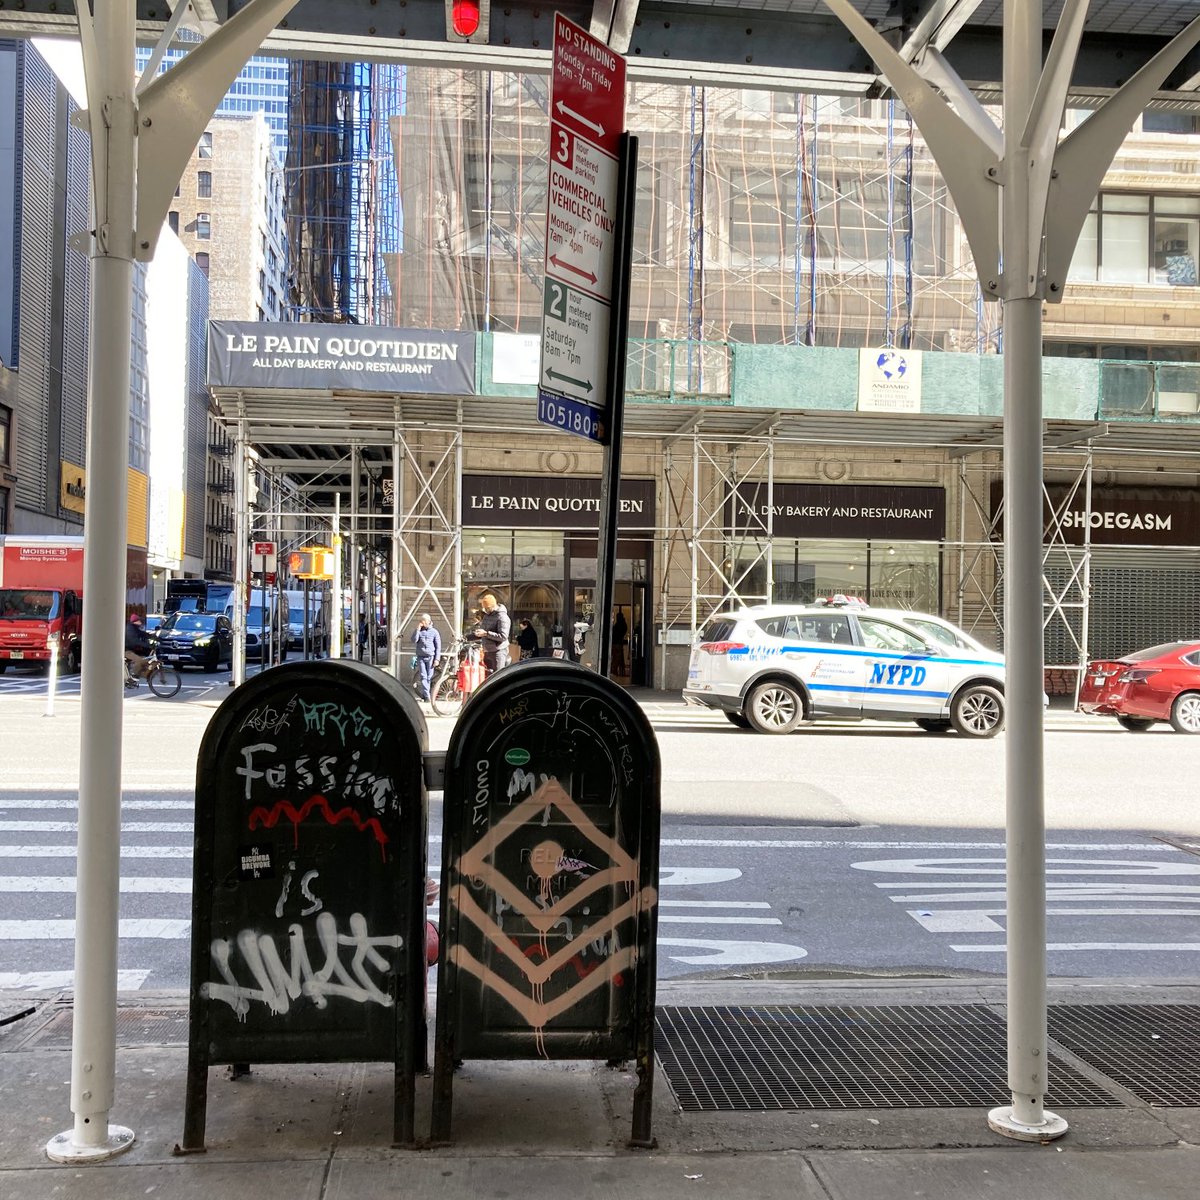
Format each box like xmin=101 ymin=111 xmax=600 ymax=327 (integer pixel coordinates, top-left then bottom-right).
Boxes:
xmin=134 ymin=50 xmax=288 ymax=164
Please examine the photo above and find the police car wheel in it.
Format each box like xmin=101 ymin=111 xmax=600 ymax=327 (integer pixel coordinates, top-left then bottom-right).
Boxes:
xmin=746 ymin=682 xmax=803 ymax=734
xmin=1169 ymin=692 xmax=1200 ymax=735
xmin=724 ymin=711 xmax=752 ymax=729
xmin=950 ymin=684 xmax=1004 ymax=738
xmin=915 ymin=718 xmax=952 ymax=733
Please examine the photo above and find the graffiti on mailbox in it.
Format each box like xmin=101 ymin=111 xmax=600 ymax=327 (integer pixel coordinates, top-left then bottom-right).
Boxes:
xmin=449 ymin=739 xmax=657 ymax=1053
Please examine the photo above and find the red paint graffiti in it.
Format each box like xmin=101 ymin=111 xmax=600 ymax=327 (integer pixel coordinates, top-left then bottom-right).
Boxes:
xmin=248 ymin=794 xmax=389 ymax=860
xmin=520 ymin=940 xmax=625 ymax=986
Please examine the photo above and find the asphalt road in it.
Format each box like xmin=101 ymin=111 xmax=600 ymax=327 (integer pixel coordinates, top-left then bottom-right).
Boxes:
xmin=1 ymin=673 xmax=1198 ymax=991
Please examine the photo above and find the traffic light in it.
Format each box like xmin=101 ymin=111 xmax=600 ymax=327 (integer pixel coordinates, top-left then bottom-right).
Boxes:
xmin=445 ymin=0 xmax=489 ymax=43
xmin=288 ymin=547 xmax=334 ymax=580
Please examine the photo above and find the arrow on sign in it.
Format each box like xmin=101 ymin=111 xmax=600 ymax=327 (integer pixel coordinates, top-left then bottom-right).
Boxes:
xmin=555 ymin=100 xmax=605 ymax=139
xmin=548 ymin=255 xmax=598 ymax=285
xmin=547 ymin=370 xmax=594 ymax=393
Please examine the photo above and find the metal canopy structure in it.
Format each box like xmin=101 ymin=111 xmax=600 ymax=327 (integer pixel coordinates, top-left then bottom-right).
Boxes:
xmin=224 ymin=384 xmax=1200 ymax=464
xmin=9 ymin=0 xmax=1200 ymax=105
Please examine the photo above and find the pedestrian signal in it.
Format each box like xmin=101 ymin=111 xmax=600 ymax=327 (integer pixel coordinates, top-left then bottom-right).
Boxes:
xmin=288 ymin=547 xmax=334 ymax=579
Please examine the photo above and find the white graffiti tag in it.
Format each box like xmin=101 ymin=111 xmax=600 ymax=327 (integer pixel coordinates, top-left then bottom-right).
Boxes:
xmin=202 ymin=911 xmax=403 ymax=1019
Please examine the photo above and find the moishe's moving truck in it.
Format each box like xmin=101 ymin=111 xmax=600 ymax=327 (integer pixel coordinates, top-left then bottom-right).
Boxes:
xmin=0 ymin=536 xmax=150 ymax=673
xmin=0 ymin=536 xmax=85 ymax=672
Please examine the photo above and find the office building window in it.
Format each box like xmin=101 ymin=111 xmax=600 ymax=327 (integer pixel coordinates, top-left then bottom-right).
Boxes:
xmin=1069 ymin=192 xmax=1200 ymax=286
xmin=196 ymin=252 xmax=210 ymax=276
xmin=197 ymin=171 xmax=212 ymax=198
xmin=198 ymin=130 xmax=213 ymax=158
xmin=168 ymin=211 xmax=179 ymax=234
xmin=196 ymin=213 xmax=211 ymax=239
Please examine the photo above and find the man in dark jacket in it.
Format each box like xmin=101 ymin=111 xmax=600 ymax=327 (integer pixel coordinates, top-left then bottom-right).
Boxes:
xmin=124 ymin=613 xmax=152 ymax=680
xmin=471 ymin=592 xmax=511 ymax=675
xmin=411 ymin=613 xmax=441 ymax=702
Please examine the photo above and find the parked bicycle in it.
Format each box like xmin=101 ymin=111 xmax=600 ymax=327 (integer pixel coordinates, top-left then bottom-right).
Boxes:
xmin=430 ymin=638 xmax=486 ymax=717
xmin=124 ymin=649 xmax=182 ymax=698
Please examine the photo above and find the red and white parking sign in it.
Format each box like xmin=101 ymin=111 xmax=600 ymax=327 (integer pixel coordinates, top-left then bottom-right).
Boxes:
xmin=537 ymin=13 xmax=626 ymax=444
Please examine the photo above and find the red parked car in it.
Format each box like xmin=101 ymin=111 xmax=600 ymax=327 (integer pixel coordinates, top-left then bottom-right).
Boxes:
xmin=1078 ymin=641 xmax=1200 ymax=734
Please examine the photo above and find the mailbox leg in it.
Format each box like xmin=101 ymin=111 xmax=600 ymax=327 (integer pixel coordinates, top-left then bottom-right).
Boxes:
xmin=430 ymin=1028 xmax=455 ymax=1143
xmin=630 ymin=1042 xmax=657 ymax=1149
xmin=176 ymin=1045 xmax=209 ymax=1154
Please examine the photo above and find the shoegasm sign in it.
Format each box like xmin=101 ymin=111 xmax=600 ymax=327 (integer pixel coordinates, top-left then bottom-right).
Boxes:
xmin=208 ymin=321 xmax=476 ymax=394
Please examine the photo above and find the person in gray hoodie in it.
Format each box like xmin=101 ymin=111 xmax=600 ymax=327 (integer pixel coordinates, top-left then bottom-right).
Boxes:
xmin=471 ymin=592 xmax=511 ymax=675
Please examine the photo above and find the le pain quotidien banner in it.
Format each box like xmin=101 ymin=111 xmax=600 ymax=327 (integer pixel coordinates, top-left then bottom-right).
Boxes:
xmin=208 ymin=321 xmax=476 ymax=394
xmin=462 ymin=474 xmax=656 ymax=532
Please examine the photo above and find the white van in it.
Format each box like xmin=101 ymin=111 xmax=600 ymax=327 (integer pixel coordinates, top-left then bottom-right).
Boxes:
xmin=283 ymin=588 xmax=329 ymax=656
xmin=227 ymin=590 xmax=291 ymax=662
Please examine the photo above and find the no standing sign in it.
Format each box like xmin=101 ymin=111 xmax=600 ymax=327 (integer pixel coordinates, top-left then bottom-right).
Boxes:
xmin=537 ymin=14 xmax=627 ymax=444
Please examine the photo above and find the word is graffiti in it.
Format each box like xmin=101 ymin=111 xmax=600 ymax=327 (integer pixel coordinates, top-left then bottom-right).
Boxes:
xmin=202 ymin=910 xmax=403 ymax=1018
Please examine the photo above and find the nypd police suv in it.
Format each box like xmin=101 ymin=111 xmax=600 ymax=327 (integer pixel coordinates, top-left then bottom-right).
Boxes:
xmin=683 ymin=598 xmax=1007 ymax=738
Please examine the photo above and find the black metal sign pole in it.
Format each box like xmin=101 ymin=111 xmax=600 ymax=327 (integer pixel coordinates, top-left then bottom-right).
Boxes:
xmin=594 ymin=132 xmax=638 ymax=681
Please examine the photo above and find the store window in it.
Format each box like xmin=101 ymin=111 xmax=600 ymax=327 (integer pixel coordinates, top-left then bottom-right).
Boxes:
xmin=459 ymin=530 xmax=567 ymax=654
xmin=735 ymin=539 xmax=940 ymax=612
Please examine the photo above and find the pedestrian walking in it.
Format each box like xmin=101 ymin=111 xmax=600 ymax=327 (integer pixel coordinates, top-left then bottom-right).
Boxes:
xmin=411 ymin=613 xmax=441 ymax=702
xmin=516 ymin=617 xmax=539 ymax=661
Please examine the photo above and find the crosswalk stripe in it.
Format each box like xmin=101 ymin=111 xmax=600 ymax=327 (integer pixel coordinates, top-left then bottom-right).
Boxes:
xmin=0 ymin=919 xmax=190 ymax=939
xmin=657 ymin=915 xmax=781 ymax=925
xmin=0 ymin=877 xmax=192 ymax=893
xmin=0 ymin=821 xmax=194 ymax=833
xmin=0 ymin=845 xmax=192 ymax=858
xmin=0 ymin=800 xmax=194 ymax=811
xmin=0 ymin=970 xmax=151 ymax=990
xmin=954 ymin=942 xmax=1200 ymax=953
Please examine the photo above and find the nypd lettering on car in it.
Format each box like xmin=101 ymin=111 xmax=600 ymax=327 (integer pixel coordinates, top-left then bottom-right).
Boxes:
xmin=683 ymin=599 xmax=1007 ymax=738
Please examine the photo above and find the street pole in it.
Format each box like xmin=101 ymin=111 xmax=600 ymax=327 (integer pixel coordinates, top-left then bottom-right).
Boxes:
xmin=232 ymin=420 xmax=248 ymax=686
xmin=331 ymin=495 xmax=343 ymax=659
xmin=46 ymin=0 xmax=301 ymax=1165
xmin=47 ymin=0 xmax=137 ymax=1163
xmin=989 ymin=0 xmax=1064 ymax=1140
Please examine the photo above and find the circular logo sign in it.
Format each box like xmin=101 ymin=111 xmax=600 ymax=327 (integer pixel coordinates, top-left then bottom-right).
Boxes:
xmin=504 ymin=747 xmax=531 ymax=766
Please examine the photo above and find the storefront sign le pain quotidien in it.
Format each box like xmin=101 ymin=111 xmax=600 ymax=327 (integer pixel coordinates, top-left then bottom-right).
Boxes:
xmin=207 ymin=322 xmax=476 ymax=394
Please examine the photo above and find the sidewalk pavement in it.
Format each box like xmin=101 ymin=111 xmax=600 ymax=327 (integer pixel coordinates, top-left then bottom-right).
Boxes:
xmin=2 ymin=977 xmax=1197 ymax=1199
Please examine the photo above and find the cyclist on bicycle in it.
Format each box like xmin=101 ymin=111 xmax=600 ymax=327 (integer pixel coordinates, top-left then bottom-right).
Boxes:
xmin=470 ymin=591 xmax=511 ymax=676
xmin=125 ymin=612 xmax=152 ymax=681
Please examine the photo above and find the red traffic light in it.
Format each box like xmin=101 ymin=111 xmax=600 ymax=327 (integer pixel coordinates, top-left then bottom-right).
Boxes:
xmin=451 ymin=0 xmax=481 ymax=37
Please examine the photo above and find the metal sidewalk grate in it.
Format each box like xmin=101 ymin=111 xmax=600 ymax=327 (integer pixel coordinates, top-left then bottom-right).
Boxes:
xmin=19 ymin=1007 xmax=190 ymax=1050
xmin=1047 ymin=1004 xmax=1200 ymax=1106
xmin=656 ymin=1005 xmax=1120 ymax=1111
